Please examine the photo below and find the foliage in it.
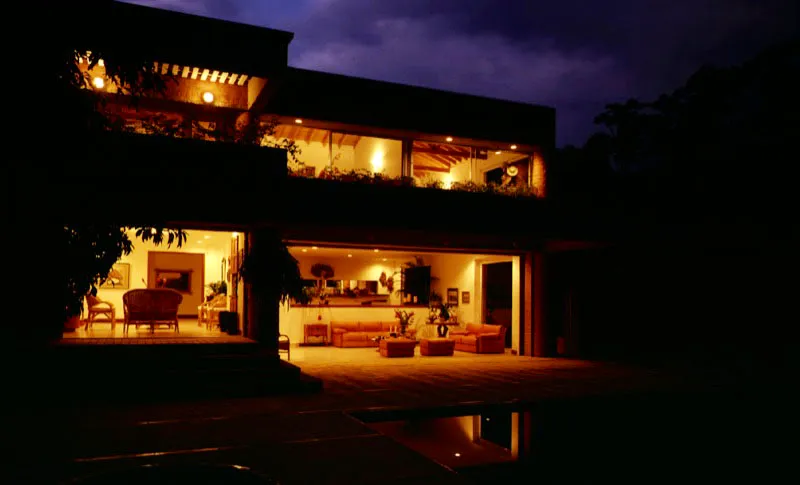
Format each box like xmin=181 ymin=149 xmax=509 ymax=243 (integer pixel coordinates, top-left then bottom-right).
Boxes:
xmin=394 ymin=309 xmax=415 ymax=326
xmin=438 ymin=301 xmax=452 ymax=321
xmin=206 ymin=280 xmax=228 ymax=297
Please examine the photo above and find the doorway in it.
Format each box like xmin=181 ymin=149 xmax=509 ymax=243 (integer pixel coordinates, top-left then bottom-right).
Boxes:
xmin=483 ymin=261 xmax=513 ymax=348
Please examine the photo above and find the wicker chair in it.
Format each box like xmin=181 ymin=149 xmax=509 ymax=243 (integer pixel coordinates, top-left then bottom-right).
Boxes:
xmin=197 ymin=294 xmax=228 ymax=330
xmin=84 ymin=293 xmax=116 ymax=331
xmin=123 ymin=288 xmax=183 ymax=334
xmin=279 ymin=334 xmax=291 ymax=360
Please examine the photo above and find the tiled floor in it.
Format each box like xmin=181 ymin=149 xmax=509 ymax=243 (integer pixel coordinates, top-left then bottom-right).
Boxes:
xmin=61 ymin=318 xmax=255 ymax=344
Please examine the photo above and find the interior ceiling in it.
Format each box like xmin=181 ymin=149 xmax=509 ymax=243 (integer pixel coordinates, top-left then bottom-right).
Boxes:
xmin=273 ymin=124 xmax=361 ymax=148
xmin=412 ymin=141 xmax=471 ymax=173
xmin=153 ymin=61 xmax=250 ymax=86
xmin=289 ymin=246 xmax=422 ymax=261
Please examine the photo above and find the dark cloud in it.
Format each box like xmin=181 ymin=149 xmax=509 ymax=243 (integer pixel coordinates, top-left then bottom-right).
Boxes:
xmin=126 ymin=0 xmax=799 ymax=145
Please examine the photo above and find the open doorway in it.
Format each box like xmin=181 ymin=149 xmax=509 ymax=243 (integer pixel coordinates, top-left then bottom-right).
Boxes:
xmin=483 ymin=262 xmax=513 ymax=348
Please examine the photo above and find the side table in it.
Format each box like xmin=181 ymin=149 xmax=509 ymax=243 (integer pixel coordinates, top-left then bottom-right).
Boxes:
xmin=303 ymin=323 xmax=328 ymax=346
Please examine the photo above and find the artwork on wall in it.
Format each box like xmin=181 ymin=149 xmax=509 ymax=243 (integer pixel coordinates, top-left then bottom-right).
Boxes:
xmin=447 ymin=287 xmax=459 ymax=306
xmin=100 ymin=262 xmax=130 ymax=289
xmin=462 ymin=291 xmax=470 ymax=304
xmin=155 ymin=269 xmax=192 ymax=294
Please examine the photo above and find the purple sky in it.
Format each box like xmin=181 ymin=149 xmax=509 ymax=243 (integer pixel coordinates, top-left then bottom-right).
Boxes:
xmin=126 ymin=0 xmax=797 ymax=146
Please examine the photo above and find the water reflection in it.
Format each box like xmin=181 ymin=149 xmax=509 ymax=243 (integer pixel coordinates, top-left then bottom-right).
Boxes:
xmin=365 ymin=411 xmax=530 ymax=469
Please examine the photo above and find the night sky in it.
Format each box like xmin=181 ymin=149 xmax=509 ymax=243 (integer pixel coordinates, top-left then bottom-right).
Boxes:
xmin=126 ymin=0 xmax=797 ymax=146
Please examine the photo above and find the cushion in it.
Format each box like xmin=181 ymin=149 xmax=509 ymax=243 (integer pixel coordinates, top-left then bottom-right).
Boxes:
xmin=332 ymin=328 xmax=347 ymax=334
xmin=481 ymin=324 xmax=503 ymax=335
xmin=331 ymin=321 xmax=359 ymax=332
xmin=342 ymin=332 xmax=368 ymax=341
xmin=360 ymin=321 xmax=383 ymax=332
xmin=465 ymin=323 xmax=483 ymax=334
xmin=460 ymin=336 xmax=478 ymax=345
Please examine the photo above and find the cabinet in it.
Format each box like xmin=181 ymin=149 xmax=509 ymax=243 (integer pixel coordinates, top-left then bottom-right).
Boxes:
xmin=303 ymin=323 xmax=328 ymax=345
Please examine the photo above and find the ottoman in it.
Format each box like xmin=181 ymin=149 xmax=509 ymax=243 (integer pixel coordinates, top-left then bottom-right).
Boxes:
xmin=379 ymin=338 xmax=416 ymax=358
xmin=420 ymin=338 xmax=455 ymax=356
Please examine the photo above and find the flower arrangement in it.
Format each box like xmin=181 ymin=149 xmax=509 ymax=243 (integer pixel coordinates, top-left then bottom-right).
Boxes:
xmin=394 ymin=309 xmax=415 ymax=335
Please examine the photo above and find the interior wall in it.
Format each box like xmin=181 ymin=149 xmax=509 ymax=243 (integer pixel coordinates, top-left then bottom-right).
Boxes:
xmin=353 ymin=135 xmax=402 ymax=177
xmin=473 ymin=255 xmax=521 ymax=353
xmin=94 ymin=230 xmax=232 ymax=318
xmin=148 ymin=252 xmax=205 ymax=315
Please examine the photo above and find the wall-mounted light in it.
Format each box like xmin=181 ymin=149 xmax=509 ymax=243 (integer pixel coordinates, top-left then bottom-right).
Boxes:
xmin=92 ymin=77 xmax=105 ymax=89
xmin=506 ymin=165 xmax=519 ymax=177
xmin=295 ymin=118 xmax=303 ymax=124
xmin=445 ymin=136 xmax=453 ymax=142
xmin=510 ymin=144 xmax=518 ymax=150
xmin=231 ymin=232 xmax=239 ymax=238
xmin=202 ymin=91 xmax=215 ymax=104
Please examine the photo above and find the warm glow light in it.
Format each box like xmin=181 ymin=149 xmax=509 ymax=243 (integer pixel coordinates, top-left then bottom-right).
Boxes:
xmin=454 ymin=453 xmax=461 ymax=457
xmin=382 ymin=258 xmax=387 ymax=262
xmin=204 ymin=235 xmax=211 ymax=239
xmin=347 ymin=254 xmax=353 ymax=258
xmin=495 ymin=150 xmax=502 ymax=155
xmin=232 ymin=232 xmax=239 ymax=238
xmin=443 ymin=174 xmax=454 ymax=189
xmin=196 ymin=240 xmax=203 ymax=244
xmin=98 ymin=58 xmax=105 ymax=67
xmin=445 ymin=136 xmax=453 ymax=142
xmin=370 ymin=150 xmax=384 ymax=172
xmin=373 ymin=249 xmax=380 ymax=253
xmin=510 ymin=144 xmax=518 ymax=150
xmin=312 ymin=246 xmax=318 ymax=250
xmin=92 ymin=77 xmax=105 ymax=89
xmin=202 ymin=91 xmax=214 ymax=104
xmin=301 ymin=248 xmax=308 ymax=252
xmin=295 ymin=118 xmax=303 ymax=124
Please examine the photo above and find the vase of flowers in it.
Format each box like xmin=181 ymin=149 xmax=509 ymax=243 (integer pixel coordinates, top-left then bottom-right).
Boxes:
xmin=394 ymin=309 xmax=415 ymax=337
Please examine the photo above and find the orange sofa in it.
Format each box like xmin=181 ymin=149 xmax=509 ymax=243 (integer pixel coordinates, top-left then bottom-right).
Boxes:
xmin=449 ymin=323 xmax=506 ymax=353
xmin=331 ymin=321 xmax=417 ymax=347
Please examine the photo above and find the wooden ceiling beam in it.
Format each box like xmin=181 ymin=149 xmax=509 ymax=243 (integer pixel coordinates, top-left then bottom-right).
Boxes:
xmin=413 ymin=165 xmax=450 ymax=173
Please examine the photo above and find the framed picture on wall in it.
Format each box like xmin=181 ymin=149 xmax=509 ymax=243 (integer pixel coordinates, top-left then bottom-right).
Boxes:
xmin=100 ymin=262 xmax=130 ymax=289
xmin=447 ymin=288 xmax=459 ymax=306
xmin=462 ymin=291 xmax=470 ymax=304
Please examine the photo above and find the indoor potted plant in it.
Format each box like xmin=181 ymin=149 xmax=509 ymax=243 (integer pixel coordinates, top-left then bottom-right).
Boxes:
xmin=394 ymin=309 xmax=415 ymax=337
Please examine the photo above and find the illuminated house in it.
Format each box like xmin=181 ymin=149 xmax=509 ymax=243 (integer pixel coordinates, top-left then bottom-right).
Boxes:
xmin=57 ymin=1 xmax=590 ymax=362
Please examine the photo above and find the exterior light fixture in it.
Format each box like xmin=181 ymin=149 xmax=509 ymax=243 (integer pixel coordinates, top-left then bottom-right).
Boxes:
xmin=202 ymin=91 xmax=214 ymax=104
xmin=445 ymin=136 xmax=453 ymax=142
xmin=510 ymin=144 xmax=518 ymax=150
xmin=506 ymin=165 xmax=519 ymax=177
xmin=92 ymin=77 xmax=105 ymax=89
xmin=295 ymin=118 xmax=303 ymax=124
xmin=347 ymin=254 xmax=353 ymax=258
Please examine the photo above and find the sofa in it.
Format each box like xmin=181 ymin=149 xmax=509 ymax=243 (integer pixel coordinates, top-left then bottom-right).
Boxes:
xmin=331 ymin=321 xmax=417 ymax=347
xmin=449 ymin=323 xmax=506 ymax=353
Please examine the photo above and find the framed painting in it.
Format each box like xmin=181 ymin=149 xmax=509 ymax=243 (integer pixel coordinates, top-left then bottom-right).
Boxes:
xmin=100 ymin=262 xmax=130 ymax=289
xmin=462 ymin=291 xmax=470 ymax=304
xmin=447 ymin=287 xmax=459 ymax=306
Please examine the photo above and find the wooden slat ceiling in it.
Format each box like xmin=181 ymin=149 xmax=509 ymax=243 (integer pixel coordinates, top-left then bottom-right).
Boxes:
xmin=412 ymin=141 xmax=470 ymax=173
xmin=272 ymin=125 xmax=361 ymax=147
xmin=153 ymin=61 xmax=250 ymax=86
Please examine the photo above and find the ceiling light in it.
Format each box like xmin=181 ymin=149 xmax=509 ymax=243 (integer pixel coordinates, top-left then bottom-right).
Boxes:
xmin=202 ymin=91 xmax=214 ymax=104
xmin=232 ymin=232 xmax=239 ymax=238
xmin=382 ymin=258 xmax=387 ymax=262
xmin=495 ymin=150 xmax=502 ymax=155
xmin=445 ymin=136 xmax=453 ymax=142
xmin=347 ymin=254 xmax=353 ymax=258
xmin=312 ymin=246 xmax=318 ymax=250
xmin=373 ymin=249 xmax=380 ymax=252
xmin=204 ymin=235 xmax=211 ymax=239
xmin=454 ymin=453 xmax=461 ymax=457
xmin=196 ymin=240 xmax=203 ymax=244
xmin=510 ymin=144 xmax=518 ymax=150
xmin=295 ymin=118 xmax=303 ymax=124
xmin=92 ymin=77 xmax=105 ymax=89
xmin=301 ymin=248 xmax=308 ymax=252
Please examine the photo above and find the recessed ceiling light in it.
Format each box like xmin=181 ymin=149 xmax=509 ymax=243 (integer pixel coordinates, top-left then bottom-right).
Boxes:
xmin=311 ymin=246 xmax=318 ymax=250
xmin=374 ymin=249 xmax=380 ymax=253
xmin=92 ymin=77 xmax=105 ymax=89
xmin=295 ymin=118 xmax=303 ymax=124
xmin=196 ymin=240 xmax=203 ymax=244
xmin=382 ymin=258 xmax=387 ymax=262
xmin=445 ymin=136 xmax=453 ymax=142
xmin=202 ymin=91 xmax=214 ymax=104
xmin=204 ymin=235 xmax=211 ymax=239
xmin=347 ymin=254 xmax=353 ymax=258
xmin=301 ymin=248 xmax=308 ymax=252
xmin=510 ymin=144 xmax=518 ymax=150
xmin=231 ymin=232 xmax=239 ymax=238
xmin=454 ymin=453 xmax=461 ymax=457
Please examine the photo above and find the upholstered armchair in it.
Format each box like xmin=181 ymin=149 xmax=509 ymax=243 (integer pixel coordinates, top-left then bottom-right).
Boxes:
xmin=198 ymin=294 xmax=228 ymax=330
xmin=84 ymin=293 xmax=116 ymax=331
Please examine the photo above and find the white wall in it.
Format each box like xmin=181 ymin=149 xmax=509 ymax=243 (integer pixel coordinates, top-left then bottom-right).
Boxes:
xmin=94 ymin=230 xmax=232 ymax=316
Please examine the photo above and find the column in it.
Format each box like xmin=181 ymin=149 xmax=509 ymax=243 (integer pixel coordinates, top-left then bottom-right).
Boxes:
xmin=523 ymin=252 xmax=534 ymax=356
xmin=244 ymin=228 xmax=280 ymax=356
xmin=533 ymin=250 xmax=548 ymax=357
